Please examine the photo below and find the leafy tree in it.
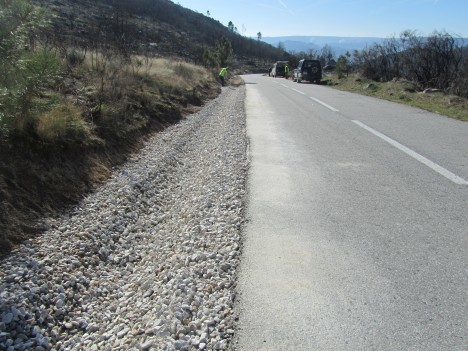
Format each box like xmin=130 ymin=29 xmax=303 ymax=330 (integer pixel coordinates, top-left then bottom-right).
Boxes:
xmin=202 ymin=47 xmax=218 ymax=67
xmin=307 ymin=48 xmax=318 ymax=59
xmin=215 ymin=37 xmax=233 ymax=67
xmin=354 ymin=30 xmax=466 ymax=97
xmin=257 ymin=32 xmax=262 ymax=41
xmin=201 ymin=37 xmax=233 ymax=68
xmin=0 ymin=0 xmax=48 ymax=87
xmin=0 ymin=0 xmax=61 ymax=137
xmin=320 ymin=44 xmax=335 ymax=65
xmin=336 ymin=51 xmax=351 ymax=78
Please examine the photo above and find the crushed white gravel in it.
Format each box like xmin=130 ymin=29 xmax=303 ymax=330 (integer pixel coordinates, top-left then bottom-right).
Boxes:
xmin=0 ymin=85 xmax=248 ymax=351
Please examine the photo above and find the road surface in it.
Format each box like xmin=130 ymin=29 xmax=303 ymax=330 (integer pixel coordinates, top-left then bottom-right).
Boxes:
xmin=235 ymin=74 xmax=468 ymax=350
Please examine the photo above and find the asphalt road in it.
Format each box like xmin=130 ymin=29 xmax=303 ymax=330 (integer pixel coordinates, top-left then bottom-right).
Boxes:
xmin=235 ymin=74 xmax=468 ymax=350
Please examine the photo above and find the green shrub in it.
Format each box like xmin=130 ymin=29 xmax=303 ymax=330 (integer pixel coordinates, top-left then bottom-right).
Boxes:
xmin=0 ymin=0 xmax=62 ymax=138
xmin=1 ymin=49 xmax=62 ymax=135
xmin=66 ymin=47 xmax=87 ymax=66
xmin=0 ymin=110 xmax=8 ymax=139
xmin=336 ymin=53 xmax=351 ymax=79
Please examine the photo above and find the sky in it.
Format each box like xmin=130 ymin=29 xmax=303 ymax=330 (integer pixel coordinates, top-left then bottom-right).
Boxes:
xmin=173 ymin=0 xmax=468 ymax=39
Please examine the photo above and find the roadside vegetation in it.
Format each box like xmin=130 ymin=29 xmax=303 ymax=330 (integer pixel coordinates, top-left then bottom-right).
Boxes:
xmin=324 ymin=73 xmax=468 ymax=121
xmin=352 ymin=31 xmax=467 ymax=99
xmin=0 ymin=0 xmax=256 ymax=254
xmin=0 ymin=0 xmax=218 ymax=146
xmin=1 ymin=0 xmax=281 ymax=255
xmin=289 ymin=30 xmax=468 ymax=121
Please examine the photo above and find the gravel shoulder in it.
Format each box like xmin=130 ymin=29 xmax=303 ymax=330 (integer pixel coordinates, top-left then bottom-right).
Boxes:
xmin=0 ymin=86 xmax=248 ymax=351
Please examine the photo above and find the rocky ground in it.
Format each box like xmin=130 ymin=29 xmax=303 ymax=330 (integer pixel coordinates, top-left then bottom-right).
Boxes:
xmin=0 ymin=86 xmax=248 ymax=351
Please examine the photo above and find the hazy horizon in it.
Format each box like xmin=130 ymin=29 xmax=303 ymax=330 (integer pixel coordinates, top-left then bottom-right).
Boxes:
xmin=174 ymin=0 xmax=468 ymax=39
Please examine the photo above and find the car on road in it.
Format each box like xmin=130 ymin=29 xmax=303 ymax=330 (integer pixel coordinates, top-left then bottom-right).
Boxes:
xmin=271 ymin=61 xmax=289 ymax=78
xmin=293 ymin=59 xmax=322 ymax=83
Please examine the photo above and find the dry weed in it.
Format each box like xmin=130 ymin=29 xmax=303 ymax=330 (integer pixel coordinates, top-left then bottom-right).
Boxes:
xmin=36 ymin=101 xmax=92 ymax=142
xmin=141 ymin=57 xmax=211 ymax=90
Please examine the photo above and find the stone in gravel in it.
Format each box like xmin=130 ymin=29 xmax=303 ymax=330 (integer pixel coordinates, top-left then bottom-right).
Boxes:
xmin=143 ymin=289 xmax=154 ymax=298
xmin=2 ymin=313 xmax=14 ymax=323
xmin=174 ymin=339 xmax=190 ymax=350
xmin=214 ymin=340 xmax=228 ymax=350
xmin=141 ymin=340 xmax=154 ymax=350
xmin=145 ymin=328 xmax=156 ymax=336
xmin=220 ymin=263 xmax=231 ymax=272
xmin=117 ymin=327 xmax=130 ymax=338
xmin=86 ymin=324 xmax=100 ymax=333
xmin=155 ymin=326 xmax=170 ymax=337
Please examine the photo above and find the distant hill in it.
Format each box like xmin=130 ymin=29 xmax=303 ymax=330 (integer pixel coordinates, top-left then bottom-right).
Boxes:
xmin=262 ymin=35 xmax=468 ymax=58
xmin=262 ymin=36 xmax=387 ymax=56
xmin=32 ymin=0 xmax=286 ymax=70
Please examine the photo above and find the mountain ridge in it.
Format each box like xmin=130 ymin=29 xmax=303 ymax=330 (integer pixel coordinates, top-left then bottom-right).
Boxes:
xmin=262 ymin=35 xmax=468 ymax=57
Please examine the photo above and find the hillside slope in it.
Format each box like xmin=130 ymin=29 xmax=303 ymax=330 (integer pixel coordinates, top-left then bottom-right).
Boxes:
xmin=0 ymin=0 xmax=284 ymax=255
xmin=33 ymin=0 xmax=287 ymax=69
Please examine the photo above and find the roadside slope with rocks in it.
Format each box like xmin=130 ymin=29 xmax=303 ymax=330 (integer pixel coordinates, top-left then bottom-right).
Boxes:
xmin=0 ymin=86 xmax=248 ymax=351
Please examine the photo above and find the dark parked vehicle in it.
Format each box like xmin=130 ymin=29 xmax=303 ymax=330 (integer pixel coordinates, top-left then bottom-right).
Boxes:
xmin=293 ymin=59 xmax=322 ymax=83
xmin=271 ymin=61 xmax=289 ymax=78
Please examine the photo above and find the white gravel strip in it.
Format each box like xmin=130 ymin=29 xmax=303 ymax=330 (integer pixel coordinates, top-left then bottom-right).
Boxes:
xmin=0 ymin=86 xmax=248 ymax=351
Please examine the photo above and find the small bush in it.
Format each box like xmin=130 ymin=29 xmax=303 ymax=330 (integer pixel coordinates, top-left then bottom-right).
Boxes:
xmin=23 ymin=49 xmax=63 ymax=88
xmin=354 ymin=31 xmax=467 ymax=98
xmin=1 ymin=49 xmax=63 ymax=135
xmin=174 ymin=63 xmax=194 ymax=80
xmin=36 ymin=101 xmax=92 ymax=144
xmin=0 ymin=111 xmax=8 ymax=139
xmin=0 ymin=0 xmax=60 ymax=138
xmin=66 ymin=47 xmax=87 ymax=66
xmin=398 ymin=94 xmax=411 ymax=102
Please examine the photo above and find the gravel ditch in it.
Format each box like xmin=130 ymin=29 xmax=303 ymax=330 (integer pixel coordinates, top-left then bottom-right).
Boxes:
xmin=0 ymin=85 xmax=248 ymax=351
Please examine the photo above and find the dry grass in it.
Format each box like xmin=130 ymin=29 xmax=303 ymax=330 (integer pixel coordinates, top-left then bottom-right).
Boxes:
xmin=81 ymin=54 xmax=212 ymax=89
xmin=36 ymin=100 xmax=93 ymax=143
xmin=138 ymin=57 xmax=212 ymax=90
xmin=80 ymin=53 xmax=215 ymax=100
xmin=71 ymin=53 xmax=218 ymax=138
xmin=325 ymin=73 xmax=468 ymax=122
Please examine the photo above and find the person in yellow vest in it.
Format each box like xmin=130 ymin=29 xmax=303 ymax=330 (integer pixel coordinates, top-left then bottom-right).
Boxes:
xmin=284 ymin=64 xmax=290 ymax=79
xmin=219 ymin=67 xmax=228 ymax=86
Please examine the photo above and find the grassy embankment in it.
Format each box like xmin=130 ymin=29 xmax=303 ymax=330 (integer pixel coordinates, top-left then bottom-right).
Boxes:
xmin=0 ymin=51 xmax=220 ymax=255
xmin=324 ymin=73 xmax=468 ymax=122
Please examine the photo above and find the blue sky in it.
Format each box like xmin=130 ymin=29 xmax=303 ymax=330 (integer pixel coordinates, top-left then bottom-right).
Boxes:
xmin=173 ymin=0 xmax=468 ymax=38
